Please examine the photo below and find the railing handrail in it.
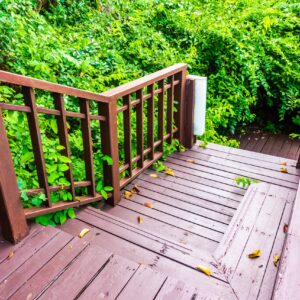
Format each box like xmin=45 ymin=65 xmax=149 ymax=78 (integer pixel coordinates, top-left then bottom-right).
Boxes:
xmin=101 ymin=63 xmax=187 ymax=99
xmin=0 ymin=70 xmax=110 ymax=103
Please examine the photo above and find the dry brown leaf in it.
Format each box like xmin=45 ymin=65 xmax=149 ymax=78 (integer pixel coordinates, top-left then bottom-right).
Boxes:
xmin=7 ymin=251 xmax=14 ymax=260
xmin=280 ymin=167 xmax=288 ymax=173
xmin=280 ymin=162 xmax=287 ymax=166
xmin=186 ymin=159 xmax=195 ymax=163
xmin=248 ymin=249 xmax=261 ymax=258
xmin=273 ymin=254 xmax=280 ymax=267
xmin=150 ymin=173 xmax=158 ymax=178
xmin=196 ymin=265 xmax=211 ymax=276
xmin=131 ymin=185 xmax=140 ymax=194
xmin=124 ymin=191 xmax=133 ymax=200
xmin=165 ymin=168 xmax=175 ymax=176
xmin=144 ymin=202 xmax=153 ymax=209
xmin=283 ymin=223 xmax=288 ymax=234
xmin=137 ymin=216 xmax=144 ymax=224
xmin=79 ymin=228 xmax=90 ymax=238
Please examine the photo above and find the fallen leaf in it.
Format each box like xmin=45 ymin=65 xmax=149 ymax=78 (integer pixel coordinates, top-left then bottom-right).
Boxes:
xmin=124 ymin=191 xmax=132 ymax=200
xmin=273 ymin=254 xmax=280 ymax=267
xmin=26 ymin=293 xmax=33 ymax=300
xmin=165 ymin=168 xmax=174 ymax=176
xmin=196 ymin=265 xmax=211 ymax=276
xmin=150 ymin=173 xmax=158 ymax=178
xmin=248 ymin=249 xmax=261 ymax=258
xmin=186 ymin=159 xmax=195 ymax=163
xmin=75 ymin=197 xmax=81 ymax=202
xmin=258 ymin=265 xmax=264 ymax=268
xmin=137 ymin=216 xmax=143 ymax=224
xmin=280 ymin=167 xmax=288 ymax=173
xmin=144 ymin=202 xmax=153 ymax=209
xmin=280 ymin=162 xmax=287 ymax=166
xmin=79 ymin=228 xmax=90 ymax=238
xmin=131 ymin=185 xmax=140 ymax=194
xmin=7 ymin=251 xmax=14 ymax=260
xmin=283 ymin=223 xmax=288 ymax=233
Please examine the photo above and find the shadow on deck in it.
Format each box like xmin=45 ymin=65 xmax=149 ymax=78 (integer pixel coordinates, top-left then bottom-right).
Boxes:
xmin=1 ymin=142 xmax=299 ymax=299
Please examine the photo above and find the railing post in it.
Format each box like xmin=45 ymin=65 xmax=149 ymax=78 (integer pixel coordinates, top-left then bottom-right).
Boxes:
xmin=0 ymin=110 xmax=29 ymax=243
xmin=183 ymin=77 xmax=196 ymax=149
xmin=99 ymin=99 xmax=121 ymax=206
xmin=297 ymin=154 xmax=300 ymax=169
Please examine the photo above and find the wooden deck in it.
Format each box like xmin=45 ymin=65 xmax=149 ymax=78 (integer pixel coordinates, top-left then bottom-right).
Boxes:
xmin=240 ymin=131 xmax=300 ymax=160
xmin=1 ymin=142 xmax=299 ymax=299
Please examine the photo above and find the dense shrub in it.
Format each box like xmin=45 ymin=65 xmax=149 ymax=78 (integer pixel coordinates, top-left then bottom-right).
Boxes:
xmin=0 ymin=0 xmax=299 ymax=223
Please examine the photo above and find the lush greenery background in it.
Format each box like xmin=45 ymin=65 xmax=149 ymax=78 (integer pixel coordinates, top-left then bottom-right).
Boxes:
xmin=0 ymin=0 xmax=299 ymax=224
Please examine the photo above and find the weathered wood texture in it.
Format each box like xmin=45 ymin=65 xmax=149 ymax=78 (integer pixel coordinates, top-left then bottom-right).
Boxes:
xmin=240 ymin=131 xmax=300 ymax=161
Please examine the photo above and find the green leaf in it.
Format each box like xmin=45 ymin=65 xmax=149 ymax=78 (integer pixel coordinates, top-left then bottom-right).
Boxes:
xmin=96 ymin=181 xmax=103 ymax=192
xmin=56 ymin=145 xmax=65 ymax=151
xmin=20 ymin=152 xmax=34 ymax=164
xmin=102 ymin=155 xmax=113 ymax=165
xmin=59 ymin=156 xmax=71 ymax=163
xmin=50 ymin=119 xmax=58 ymax=134
xmin=58 ymin=164 xmax=69 ymax=172
xmin=67 ymin=208 xmax=76 ymax=219
xmin=100 ymin=189 xmax=108 ymax=200
xmin=59 ymin=212 xmax=67 ymax=224
xmin=104 ymin=186 xmax=113 ymax=191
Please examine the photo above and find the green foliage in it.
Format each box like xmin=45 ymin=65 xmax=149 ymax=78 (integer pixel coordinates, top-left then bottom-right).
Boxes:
xmin=234 ymin=176 xmax=260 ymax=189
xmin=0 ymin=0 xmax=299 ymax=224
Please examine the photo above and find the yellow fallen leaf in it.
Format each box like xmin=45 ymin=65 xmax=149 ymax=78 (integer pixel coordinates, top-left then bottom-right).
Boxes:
xmin=273 ymin=254 xmax=280 ymax=267
xmin=165 ymin=168 xmax=174 ymax=176
xmin=150 ymin=173 xmax=158 ymax=178
xmin=79 ymin=228 xmax=90 ymax=238
xmin=280 ymin=167 xmax=288 ymax=173
xmin=196 ymin=265 xmax=211 ymax=276
xmin=131 ymin=185 xmax=140 ymax=194
xmin=124 ymin=191 xmax=133 ymax=200
xmin=280 ymin=162 xmax=287 ymax=166
xmin=7 ymin=251 xmax=14 ymax=260
xmin=186 ymin=159 xmax=195 ymax=163
xmin=75 ymin=197 xmax=81 ymax=202
xmin=144 ymin=202 xmax=153 ymax=209
xmin=248 ymin=249 xmax=261 ymax=258
xmin=137 ymin=216 xmax=143 ymax=224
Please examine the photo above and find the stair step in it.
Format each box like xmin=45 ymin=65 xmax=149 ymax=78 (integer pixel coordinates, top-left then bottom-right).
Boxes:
xmin=213 ymin=182 xmax=296 ymax=299
xmin=70 ymin=207 xmax=236 ymax=298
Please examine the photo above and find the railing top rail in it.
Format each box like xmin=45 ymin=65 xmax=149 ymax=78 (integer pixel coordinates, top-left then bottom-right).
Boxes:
xmin=0 ymin=70 xmax=110 ymax=103
xmin=101 ymin=63 xmax=187 ymax=99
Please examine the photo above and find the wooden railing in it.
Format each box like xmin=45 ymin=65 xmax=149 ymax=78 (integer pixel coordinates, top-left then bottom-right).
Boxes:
xmin=0 ymin=64 xmax=194 ymax=243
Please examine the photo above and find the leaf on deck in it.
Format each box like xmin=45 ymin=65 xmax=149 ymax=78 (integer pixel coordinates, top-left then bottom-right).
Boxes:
xmin=144 ymin=202 xmax=153 ymax=209
xmin=248 ymin=249 xmax=261 ymax=258
xmin=131 ymin=185 xmax=140 ymax=194
xmin=150 ymin=173 xmax=158 ymax=178
xmin=283 ymin=223 xmax=288 ymax=233
xmin=165 ymin=168 xmax=174 ymax=176
xmin=186 ymin=159 xmax=195 ymax=163
xmin=124 ymin=191 xmax=133 ymax=200
xmin=7 ymin=251 xmax=14 ymax=260
xmin=273 ymin=254 xmax=280 ymax=267
xmin=79 ymin=228 xmax=90 ymax=238
xmin=280 ymin=167 xmax=288 ymax=173
xmin=137 ymin=216 xmax=144 ymax=224
xmin=280 ymin=162 xmax=287 ymax=166
xmin=196 ymin=265 xmax=211 ymax=276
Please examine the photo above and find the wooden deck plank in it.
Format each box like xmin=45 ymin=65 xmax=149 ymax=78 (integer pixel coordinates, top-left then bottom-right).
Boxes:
xmin=0 ymin=226 xmax=58 ymax=283
xmin=0 ymin=231 xmax=72 ymax=299
xmin=105 ymin=205 xmax=218 ymax=253
xmin=78 ymin=255 xmax=138 ymax=300
xmin=38 ymin=245 xmax=112 ymax=300
xmin=155 ymin=277 xmax=198 ymax=300
xmin=12 ymin=237 xmax=88 ymax=299
xmin=117 ymin=265 xmax=167 ymax=300
xmin=230 ymin=185 xmax=289 ymax=299
xmin=166 ymin=156 xmax=298 ymax=190
xmin=126 ymin=181 xmax=234 ymax=222
xmin=175 ymin=151 xmax=300 ymax=182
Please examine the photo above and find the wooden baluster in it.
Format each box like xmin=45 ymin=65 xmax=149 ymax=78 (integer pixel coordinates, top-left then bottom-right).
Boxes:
xmin=174 ymin=70 xmax=187 ymax=145
xmin=79 ymin=99 xmax=96 ymax=197
xmin=53 ymin=93 xmax=75 ymax=200
xmin=136 ymin=89 xmax=144 ymax=168
xmin=99 ymin=100 xmax=121 ymax=205
xmin=166 ymin=75 xmax=174 ymax=144
xmin=0 ymin=110 xmax=29 ymax=243
xmin=22 ymin=87 xmax=51 ymax=206
xmin=147 ymin=84 xmax=155 ymax=160
xmin=157 ymin=80 xmax=165 ymax=152
xmin=123 ymin=95 xmax=132 ymax=176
